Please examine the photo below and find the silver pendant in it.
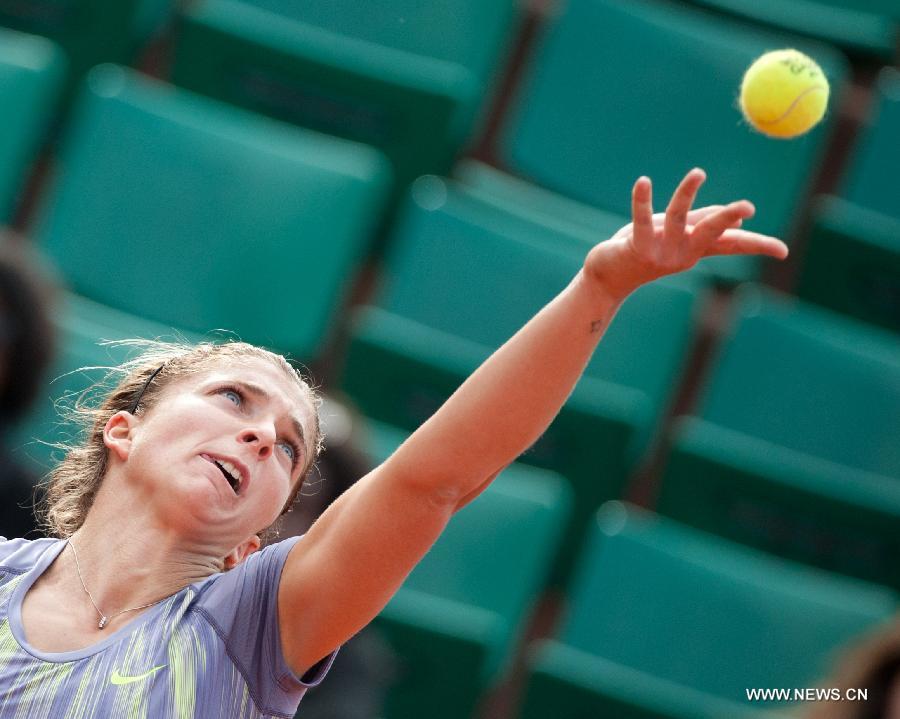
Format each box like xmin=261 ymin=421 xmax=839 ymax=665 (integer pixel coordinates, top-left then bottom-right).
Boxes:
xmin=98 ymin=616 xmax=108 ymax=629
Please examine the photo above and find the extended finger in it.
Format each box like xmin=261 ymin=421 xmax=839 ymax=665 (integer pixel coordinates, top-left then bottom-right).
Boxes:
xmin=705 ymin=229 xmax=788 ymax=258
xmin=649 ymin=205 xmax=735 ymax=227
xmin=691 ymin=200 xmax=755 ymax=249
xmin=631 ymin=176 xmax=654 ymax=247
xmin=664 ymin=168 xmax=706 ymax=240
xmin=686 ymin=205 xmax=727 ymax=225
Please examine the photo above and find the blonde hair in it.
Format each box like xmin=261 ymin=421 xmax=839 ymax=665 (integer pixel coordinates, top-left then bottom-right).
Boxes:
xmin=37 ymin=340 xmax=323 ymax=543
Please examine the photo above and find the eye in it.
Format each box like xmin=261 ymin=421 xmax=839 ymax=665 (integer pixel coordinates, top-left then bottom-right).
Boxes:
xmin=278 ymin=439 xmax=299 ymax=466
xmin=220 ymin=386 xmax=244 ymax=407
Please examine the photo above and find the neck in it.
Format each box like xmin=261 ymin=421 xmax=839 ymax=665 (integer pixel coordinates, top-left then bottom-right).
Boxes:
xmin=50 ymin=481 xmax=225 ymax=629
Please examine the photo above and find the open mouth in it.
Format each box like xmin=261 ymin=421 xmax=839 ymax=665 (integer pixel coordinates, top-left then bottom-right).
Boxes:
xmin=203 ymin=455 xmax=243 ymax=495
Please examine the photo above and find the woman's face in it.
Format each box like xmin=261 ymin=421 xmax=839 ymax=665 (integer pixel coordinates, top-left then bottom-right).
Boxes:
xmin=110 ymin=356 xmax=316 ymax=551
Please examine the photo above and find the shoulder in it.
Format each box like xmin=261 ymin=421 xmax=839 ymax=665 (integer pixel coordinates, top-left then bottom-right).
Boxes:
xmin=196 ymin=535 xmax=303 ymax=609
xmin=223 ymin=535 xmax=302 ymax=583
xmin=0 ymin=537 xmax=61 ymax=574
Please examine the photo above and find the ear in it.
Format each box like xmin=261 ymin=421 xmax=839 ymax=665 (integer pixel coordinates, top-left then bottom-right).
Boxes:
xmin=103 ymin=411 xmax=138 ymax=462
xmin=223 ymin=534 xmax=261 ymax=570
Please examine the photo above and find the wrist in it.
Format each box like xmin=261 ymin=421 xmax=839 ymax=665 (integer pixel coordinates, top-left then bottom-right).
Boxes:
xmin=581 ymin=238 xmax=649 ymax=303
xmin=572 ymin=267 xmax=628 ymax=320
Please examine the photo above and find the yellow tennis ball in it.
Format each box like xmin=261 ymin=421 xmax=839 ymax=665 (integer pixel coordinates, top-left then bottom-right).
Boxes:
xmin=739 ymin=49 xmax=830 ymax=139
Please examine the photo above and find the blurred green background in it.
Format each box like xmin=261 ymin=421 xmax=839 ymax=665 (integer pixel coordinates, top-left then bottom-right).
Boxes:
xmin=1 ymin=0 xmax=899 ymax=717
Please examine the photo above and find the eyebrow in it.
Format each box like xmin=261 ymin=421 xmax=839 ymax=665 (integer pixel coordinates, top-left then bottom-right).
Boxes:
xmin=226 ymin=379 xmax=308 ymax=456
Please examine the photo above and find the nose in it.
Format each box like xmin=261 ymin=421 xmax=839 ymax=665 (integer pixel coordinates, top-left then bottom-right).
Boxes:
xmin=238 ymin=426 xmax=274 ymax=460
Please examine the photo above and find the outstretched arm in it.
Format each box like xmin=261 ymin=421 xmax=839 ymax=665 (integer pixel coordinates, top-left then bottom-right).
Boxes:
xmin=277 ymin=169 xmax=788 ymax=676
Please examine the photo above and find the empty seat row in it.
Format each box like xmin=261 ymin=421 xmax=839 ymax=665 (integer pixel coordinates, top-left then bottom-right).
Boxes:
xmin=3 ymin=0 xmax=869 ymax=287
xmin=357 ymin=428 xmax=899 ymax=719
xmin=5 ymin=1 xmax=897 ymax=325
xmin=172 ymin=0 xmax=521 ymax=201
xmin=520 ymin=501 xmax=896 ymax=719
xmin=36 ymin=64 xmax=392 ymax=360
xmin=660 ymin=285 xmax=900 ymax=590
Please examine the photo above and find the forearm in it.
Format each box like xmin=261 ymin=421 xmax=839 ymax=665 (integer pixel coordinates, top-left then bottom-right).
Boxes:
xmin=388 ymin=267 xmax=626 ymax=505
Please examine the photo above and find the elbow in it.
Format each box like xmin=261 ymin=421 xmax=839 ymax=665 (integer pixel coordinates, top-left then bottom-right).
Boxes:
xmin=381 ymin=454 xmax=465 ymax=511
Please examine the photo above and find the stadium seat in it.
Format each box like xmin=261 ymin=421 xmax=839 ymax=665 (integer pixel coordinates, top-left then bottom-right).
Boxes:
xmin=659 ymin=286 xmax=900 ymax=590
xmin=35 ymin=65 xmax=391 ymax=360
xmin=0 ymin=0 xmax=142 ymax=91
xmin=0 ymin=28 xmax=65 ymax=222
xmin=172 ymin=0 xmax=520 ymax=197
xmin=520 ymin=502 xmax=897 ymax=719
xmin=11 ymin=293 xmax=206 ymax=476
xmin=681 ymin=0 xmax=898 ymax=59
xmin=797 ymin=67 xmax=900 ymax=333
xmin=497 ymin=0 xmax=848 ymax=284
xmin=455 ymin=160 xmax=625 ymax=253
xmin=341 ymin=177 xmax=705 ymax=584
xmin=362 ymin=420 xmax=571 ymax=719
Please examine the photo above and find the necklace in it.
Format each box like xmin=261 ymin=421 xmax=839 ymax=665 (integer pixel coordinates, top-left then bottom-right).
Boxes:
xmin=68 ymin=539 xmax=167 ymax=630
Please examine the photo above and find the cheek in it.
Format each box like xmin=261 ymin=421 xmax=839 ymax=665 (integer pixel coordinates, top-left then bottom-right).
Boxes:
xmin=253 ymin=470 xmax=293 ymax=523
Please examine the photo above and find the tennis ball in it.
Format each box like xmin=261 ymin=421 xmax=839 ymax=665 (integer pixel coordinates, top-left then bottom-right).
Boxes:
xmin=739 ymin=49 xmax=830 ymax=139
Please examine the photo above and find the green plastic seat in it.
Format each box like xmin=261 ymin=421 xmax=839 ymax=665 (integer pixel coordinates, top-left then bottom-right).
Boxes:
xmin=360 ymin=420 xmax=571 ymax=719
xmin=798 ymin=67 xmax=900 ymax=333
xmin=0 ymin=0 xmax=142 ymax=92
xmin=682 ymin=0 xmax=898 ymax=58
xmin=498 ymin=0 xmax=848 ymax=284
xmin=172 ymin=0 xmax=519 ymax=197
xmin=11 ymin=293 xmax=206 ymax=476
xmin=0 ymin=28 xmax=65 ymax=221
xmin=520 ymin=502 xmax=897 ymax=719
xmin=342 ymin=177 xmax=705 ymax=585
xmin=659 ymin=286 xmax=900 ymax=589
xmin=455 ymin=160 xmax=626 ymax=254
xmin=36 ymin=65 xmax=391 ymax=360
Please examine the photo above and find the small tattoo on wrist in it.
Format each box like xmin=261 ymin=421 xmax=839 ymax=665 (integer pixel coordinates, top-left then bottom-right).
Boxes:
xmin=590 ymin=320 xmax=605 ymax=333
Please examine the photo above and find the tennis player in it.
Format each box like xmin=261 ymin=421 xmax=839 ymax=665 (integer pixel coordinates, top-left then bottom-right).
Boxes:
xmin=0 ymin=169 xmax=787 ymax=717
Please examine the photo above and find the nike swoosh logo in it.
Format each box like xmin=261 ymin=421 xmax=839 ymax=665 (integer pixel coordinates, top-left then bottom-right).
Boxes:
xmin=110 ymin=665 xmax=167 ymax=685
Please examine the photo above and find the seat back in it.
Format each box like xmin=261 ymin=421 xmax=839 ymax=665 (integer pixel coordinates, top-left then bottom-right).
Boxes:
xmin=699 ymin=288 xmax=900 ymax=477
xmin=37 ymin=65 xmax=391 ymax=358
xmin=562 ymin=503 xmax=896 ymax=698
xmin=172 ymin=0 xmax=518 ymax=196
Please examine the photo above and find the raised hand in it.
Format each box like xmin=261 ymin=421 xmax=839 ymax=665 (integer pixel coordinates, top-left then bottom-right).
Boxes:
xmin=584 ymin=168 xmax=788 ymax=299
